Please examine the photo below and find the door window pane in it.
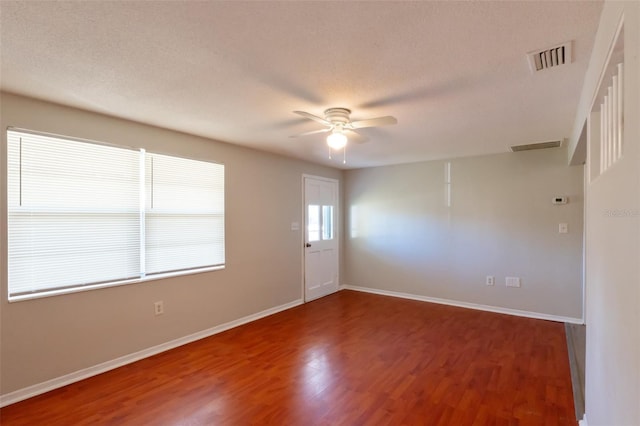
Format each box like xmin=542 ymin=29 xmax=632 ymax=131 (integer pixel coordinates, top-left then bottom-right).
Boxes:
xmin=322 ymin=205 xmax=334 ymax=240
xmin=308 ymin=205 xmax=320 ymax=242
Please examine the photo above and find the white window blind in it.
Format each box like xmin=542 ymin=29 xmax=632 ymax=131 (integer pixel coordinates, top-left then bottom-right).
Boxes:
xmin=7 ymin=129 xmax=225 ymax=300
xmin=145 ymin=153 xmax=225 ymax=275
xmin=7 ymin=131 xmax=141 ymax=296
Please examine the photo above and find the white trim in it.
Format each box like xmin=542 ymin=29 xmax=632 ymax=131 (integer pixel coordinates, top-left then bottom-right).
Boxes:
xmin=300 ymin=175 xmax=306 ymax=301
xmin=341 ymin=285 xmax=583 ymax=324
xmin=0 ymin=298 xmax=303 ymax=408
xmin=582 ymin=166 xmax=587 ymax=325
xmin=578 ymin=414 xmax=588 ymax=426
xmin=301 ymin=174 xmax=340 ymax=184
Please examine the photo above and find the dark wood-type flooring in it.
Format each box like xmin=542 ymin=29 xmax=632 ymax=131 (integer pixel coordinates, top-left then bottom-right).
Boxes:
xmin=1 ymin=290 xmax=576 ymax=425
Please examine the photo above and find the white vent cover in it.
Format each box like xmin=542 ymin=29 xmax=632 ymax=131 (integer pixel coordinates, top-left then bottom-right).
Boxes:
xmin=527 ymin=41 xmax=572 ymax=72
xmin=510 ymin=140 xmax=562 ymax=152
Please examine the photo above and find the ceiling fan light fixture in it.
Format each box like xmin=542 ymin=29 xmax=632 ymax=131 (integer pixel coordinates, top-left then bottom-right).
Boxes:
xmin=291 ymin=108 xmax=397 ymax=157
xmin=327 ymin=130 xmax=347 ymax=149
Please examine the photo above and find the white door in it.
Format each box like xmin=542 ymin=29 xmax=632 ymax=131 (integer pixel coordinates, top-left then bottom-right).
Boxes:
xmin=304 ymin=176 xmax=339 ymax=301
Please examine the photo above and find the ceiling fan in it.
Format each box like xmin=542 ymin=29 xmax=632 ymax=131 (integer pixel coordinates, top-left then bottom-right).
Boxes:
xmin=291 ymin=107 xmax=397 ymax=150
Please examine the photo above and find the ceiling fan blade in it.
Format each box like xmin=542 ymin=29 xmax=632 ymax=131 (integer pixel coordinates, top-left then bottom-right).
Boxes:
xmin=293 ymin=111 xmax=331 ymax=126
xmin=349 ymin=116 xmax=398 ymax=129
xmin=345 ymin=129 xmax=369 ymax=144
xmin=290 ymin=128 xmax=332 ymax=138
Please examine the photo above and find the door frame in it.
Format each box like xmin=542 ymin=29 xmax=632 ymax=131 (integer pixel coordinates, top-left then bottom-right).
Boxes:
xmin=301 ymin=174 xmax=340 ymax=302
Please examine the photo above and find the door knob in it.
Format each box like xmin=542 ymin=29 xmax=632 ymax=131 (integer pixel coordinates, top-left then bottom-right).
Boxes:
xmin=305 ymin=243 xmax=312 ymax=247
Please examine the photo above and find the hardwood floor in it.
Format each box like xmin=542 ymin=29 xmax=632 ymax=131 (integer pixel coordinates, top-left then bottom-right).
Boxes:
xmin=0 ymin=290 xmax=576 ymax=425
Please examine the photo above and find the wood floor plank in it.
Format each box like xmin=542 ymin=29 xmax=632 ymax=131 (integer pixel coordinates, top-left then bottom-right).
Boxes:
xmin=0 ymin=290 xmax=576 ymax=425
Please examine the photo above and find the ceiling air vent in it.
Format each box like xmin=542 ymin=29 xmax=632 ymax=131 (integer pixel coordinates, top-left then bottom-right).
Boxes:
xmin=527 ymin=41 xmax=572 ymax=72
xmin=510 ymin=140 xmax=562 ymax=152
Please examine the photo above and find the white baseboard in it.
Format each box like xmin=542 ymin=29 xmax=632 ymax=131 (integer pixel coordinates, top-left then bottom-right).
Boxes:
xmin=340 ymin=285 xmax=583 ymax=324
xmin=578 ymin=414 xmax=588 ymax=426
xmin=0 ymin=298 xmax=303 ymax=408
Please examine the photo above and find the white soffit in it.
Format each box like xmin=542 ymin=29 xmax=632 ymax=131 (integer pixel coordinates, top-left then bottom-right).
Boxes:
xmin=0 ymin=1 xmax=604 ymax=169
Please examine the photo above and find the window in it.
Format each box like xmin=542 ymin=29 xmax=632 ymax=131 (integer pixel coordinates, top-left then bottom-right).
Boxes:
xmin=307 ymin=205 xmax=321 ymax=242
xmin=322 ymin=205 xmax=334 ymax=240
xmin=144 ymin=153 xmax=224 ymax=274
xmin=307 ymin=204 xmax=334 ymax=243
xmin=7 ymin=129 xmax=224 ymax=301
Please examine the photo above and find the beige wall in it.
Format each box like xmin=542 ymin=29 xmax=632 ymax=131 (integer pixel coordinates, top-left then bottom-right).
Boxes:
xmin=0 ymin=92 xmax=343 ymax=395
xmin=581 ymin=2 xmax=640 ymax=424
xmin=344 ymin=148 xmax=584 ymax=319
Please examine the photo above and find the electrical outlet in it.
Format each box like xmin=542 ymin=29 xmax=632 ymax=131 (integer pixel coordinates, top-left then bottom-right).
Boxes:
xmin=505 ymin=277 xmax=521 ymax=288
xmin=486 ymin=276 xmax=495 ymax=286
xmin=154 ymin=301 xmax=164 ymax=315
xmin=559 ymin=223 xmax=568 ymax=234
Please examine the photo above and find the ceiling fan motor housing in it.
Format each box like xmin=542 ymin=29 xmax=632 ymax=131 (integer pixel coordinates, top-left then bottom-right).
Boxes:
xmin=324 ymin=108 xmax=351 ymax=125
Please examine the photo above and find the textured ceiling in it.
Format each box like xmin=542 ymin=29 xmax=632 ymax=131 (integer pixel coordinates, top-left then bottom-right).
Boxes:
xmin=0 ymin=1 xmax=603 ymax=169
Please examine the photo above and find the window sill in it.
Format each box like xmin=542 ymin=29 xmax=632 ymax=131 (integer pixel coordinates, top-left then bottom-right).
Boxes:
xmin=7 ymin=265 xmax=225 ymax=303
